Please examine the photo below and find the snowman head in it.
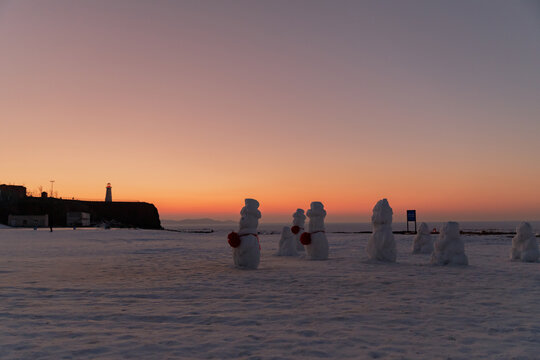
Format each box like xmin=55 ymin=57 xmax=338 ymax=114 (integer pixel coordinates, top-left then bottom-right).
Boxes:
xmin=239 ymin=198 xmax=261 ymax=231
xmin=372 ymin=199 xmax=393 ymax=225
xmin=307 ymin=202 xmax=326 ymax=219
xmin=418 ymin=222 xmax=430 ymax=235
xmin=441 ymin=221 xmax=460 ymax=239
xmin=293 ymin=208 xmax=306 ymax=225
xmin=517 ymin=222 xmax=533 ymax=238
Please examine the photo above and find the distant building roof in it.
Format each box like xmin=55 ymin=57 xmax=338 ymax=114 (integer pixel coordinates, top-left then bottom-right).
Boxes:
xmin=0 ymin=185 xmax=27 ymax=201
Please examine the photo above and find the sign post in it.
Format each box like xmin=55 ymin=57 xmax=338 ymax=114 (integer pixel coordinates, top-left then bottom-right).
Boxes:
xmin=406 ymin=210 xmax=416 ymax=233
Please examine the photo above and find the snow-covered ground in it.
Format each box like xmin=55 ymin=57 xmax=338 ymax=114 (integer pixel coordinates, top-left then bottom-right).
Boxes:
xmin=1 ymin=228 xmax=539 ymax=359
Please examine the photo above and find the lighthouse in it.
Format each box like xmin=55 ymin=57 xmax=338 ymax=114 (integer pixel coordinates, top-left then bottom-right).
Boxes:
xmin=105 ymin=183 xmax=112 ymax=202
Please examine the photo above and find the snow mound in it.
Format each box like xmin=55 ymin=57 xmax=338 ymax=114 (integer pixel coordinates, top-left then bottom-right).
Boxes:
xmin=304 ymin=202 xmax=329 ymax=260
xmin=366 ymin=198 xmax=396 ymax=262
xmin=510 ymin=222 xmax=539 ymax=262
xmin=231 ymin=198 xmax=261 ymax=269
xmin=412 ymin=222 xmax=433 ymax=254
xmin=277 ymin=226 xmax=299 ymax=256
xmin=431 ymin=221 xmax=468 ymax=265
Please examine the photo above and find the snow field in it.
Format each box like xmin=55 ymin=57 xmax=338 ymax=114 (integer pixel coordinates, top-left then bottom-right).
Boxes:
xmin=1 ymin=228 xmax=539 ymax=359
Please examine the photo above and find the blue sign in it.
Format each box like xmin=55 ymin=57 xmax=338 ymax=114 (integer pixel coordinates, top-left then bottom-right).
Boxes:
xmin=407 ymin=210 xmax=416 ymax=221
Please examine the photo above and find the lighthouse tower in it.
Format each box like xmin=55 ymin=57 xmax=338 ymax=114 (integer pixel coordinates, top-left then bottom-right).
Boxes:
xmin=105 ymin=183 xmax=112 ymax=202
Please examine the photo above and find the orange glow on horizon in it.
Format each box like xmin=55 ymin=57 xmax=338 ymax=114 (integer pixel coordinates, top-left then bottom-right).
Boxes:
xmin=6 ymin=162 xmax=540 ymax=223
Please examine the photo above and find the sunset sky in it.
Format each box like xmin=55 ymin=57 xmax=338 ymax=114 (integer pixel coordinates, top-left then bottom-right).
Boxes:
xmin=1 ymin=0 xmax=539 ymax=222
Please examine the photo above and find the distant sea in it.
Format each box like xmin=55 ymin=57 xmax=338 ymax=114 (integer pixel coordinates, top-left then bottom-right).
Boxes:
xmin=162 ymin=220 xmax=540 ymax=233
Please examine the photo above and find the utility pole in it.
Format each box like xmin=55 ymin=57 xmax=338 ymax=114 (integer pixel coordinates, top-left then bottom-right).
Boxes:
xmin=50 ymin=180 xmax=55 ymax=198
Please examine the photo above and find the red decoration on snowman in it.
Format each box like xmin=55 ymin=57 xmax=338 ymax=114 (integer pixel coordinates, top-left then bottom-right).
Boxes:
xmin=291 ymin=225 xmax=300 ymax=235
xmin=300 ymin=232 xmax=311 ymax=245
xmin=227 ymin=232 xmax=241 ymax=248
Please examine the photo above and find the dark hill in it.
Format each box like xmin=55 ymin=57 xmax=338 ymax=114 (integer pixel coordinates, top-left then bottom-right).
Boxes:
xmin=0 ymin=197 xmax=161 ymax=229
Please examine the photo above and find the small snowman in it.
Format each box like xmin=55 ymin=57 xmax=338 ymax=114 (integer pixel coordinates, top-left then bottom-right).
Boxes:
xmin=301 ymin=202 xmax=329 ymax=260
xmin=412 ymin=222 xmax=433 ymax=254
xmin=510 ymin=222 xmax=539 ymax=262
xmin=366 ymin=198 xmax=396 ymax=262
xmin=227 ymin=198 xmax=261 ymax=269
xmin=276 ymin=226 xmax=298 ymax=256
xmin=430 ymin=221 xmax=468 ymax=265
xmin=291 ymin=209 xmax=306 ymax=252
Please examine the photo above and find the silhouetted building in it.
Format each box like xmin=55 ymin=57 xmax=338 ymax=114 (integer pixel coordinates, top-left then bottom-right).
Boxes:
xmin=105 ymin=183 xmax=112 ymax=202
xmin=66 ymin=212 xmax=91 ymax=226
xmin=0 ymin=185 xmax=26 ymax=201
xmin=8 ymin=214 xmax=48 ymax=227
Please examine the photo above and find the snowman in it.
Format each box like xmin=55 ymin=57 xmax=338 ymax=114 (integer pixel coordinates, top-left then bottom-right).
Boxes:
xmin=291 ymin=209 xmax=306 ymax=252
xmin=301 ymin=202 xmax=329 ymax=260
xmin=276 ymin=226 xmax=298 ymax=256
xmin=510 ymin=222 xmax=539 ymax=262
xmin=366 ymin=198 xmax=396 ymax=262
xmin=412 ymin=222 xmax=433 ymax=254
xmin=227 ymin=198 xmax=261 ymax=269
xmin=430 ymin=221 xmax=468 ymax=265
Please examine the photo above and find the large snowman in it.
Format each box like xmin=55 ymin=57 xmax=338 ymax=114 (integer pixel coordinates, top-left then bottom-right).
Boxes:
xmin=227 ymin=198 xmax=261 ymax=269
xmin=291 ymin=209 xmax=306 ymax=252
xmin=301 ymin=202 xmax=329 ymax=260
xmin=510 ymin=222 xmax=539 ymax=262
xmin=366 ymin=198 xmax=396 ymax=262
xmin=430 ymin=221 xmax=468 ymax=265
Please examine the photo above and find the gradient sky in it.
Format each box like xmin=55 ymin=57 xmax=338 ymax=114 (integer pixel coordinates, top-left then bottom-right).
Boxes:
xmin=1 ymin=0 xmax=539 ymax=222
